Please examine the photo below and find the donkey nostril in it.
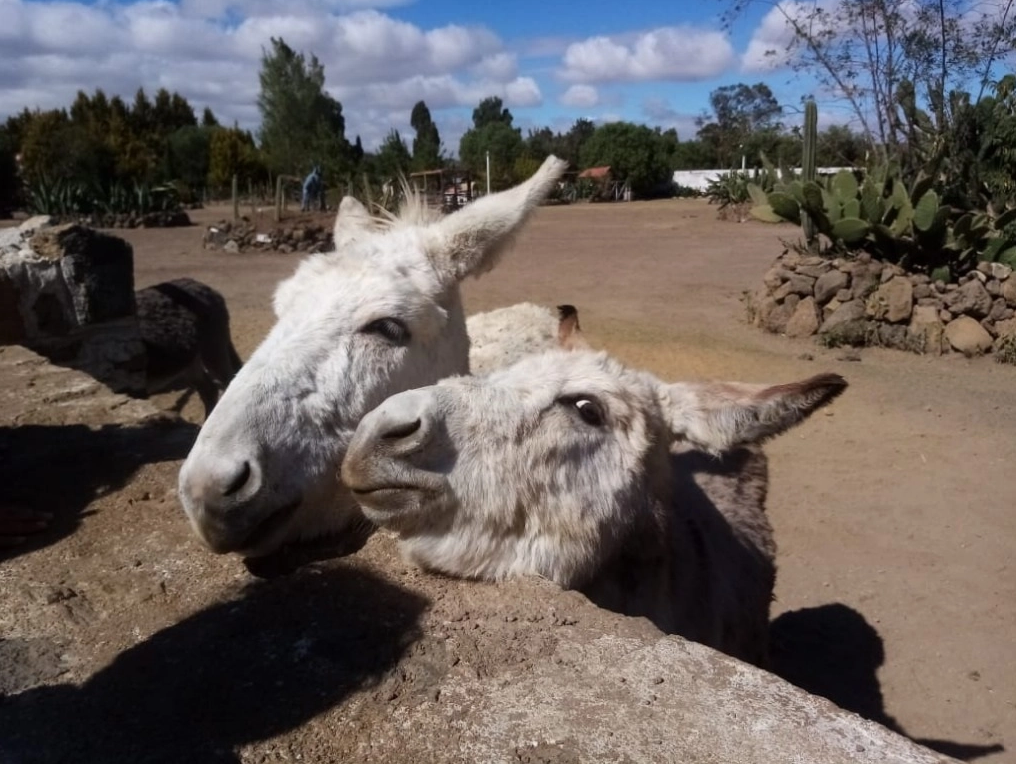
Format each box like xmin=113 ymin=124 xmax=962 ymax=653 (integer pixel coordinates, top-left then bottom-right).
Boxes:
xmin=223 ymin=461 xmax=252 ymax=497
xmin=383 ymin=418 xmax=421 ymax=441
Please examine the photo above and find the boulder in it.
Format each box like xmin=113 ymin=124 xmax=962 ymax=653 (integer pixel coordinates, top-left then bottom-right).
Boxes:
xmin=988 ymin=262 xmax=1013 ymax=280
xmin=945 ymin=316 xmax=993 ymax=355
xmin=17 ymin=215 xmax=55 ymax=237
xmin=874 ymin=323 xmax=911 ymax=350
xmin=1002 ymin=277 xmax=1016 ymax=307
xmin=989 ymin=298 xmax=1009 ymax=322
xmin=908 ymin=305 xmax=945 ymax=355
xmin=785 ymin=296 xmax=821 ymax=337
xmin=814 ymin=269 xmax=850 ymax=304
xmin=796 ymin=262 xmax=831 ymax=279
xmin=773 ymin=275 xmax=816 ymax=301
xmin=945 ymin=279 xmax=992 ymax=318
xmin=866 ymin=277 xmax=913 ymax=323
xmin=29 ymin=224 xmax=136 ymax=326
xmin=820 ymin=300 xmax=866 ymax=334
xmin=0 ymin=225 xmax=145 ymax=395
xmin=764 ymin=301 xmax=796 ymax=334
xmin=994 ymin=317 xmax=1016 ymax=339
xmin=0 ymin=270 xmax=27 ymax=344
xmin=850 ymin=263 xmax=881 ymax=300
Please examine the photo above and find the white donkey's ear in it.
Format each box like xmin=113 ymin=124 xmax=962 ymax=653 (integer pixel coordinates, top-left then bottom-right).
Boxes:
xmin=426 ymin=154 xmax=569 ymax=282
xmin=333 ymin=195 xmax=374 ymax=248
xmin=658 ymin=373 xmax=847 ymax=454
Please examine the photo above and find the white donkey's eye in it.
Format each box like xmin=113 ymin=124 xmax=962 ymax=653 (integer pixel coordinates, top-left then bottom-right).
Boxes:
xmin=571 ymin=397 xmax=605 ymax=427
xmin=362 ymin=317 xmax=411 ymax=344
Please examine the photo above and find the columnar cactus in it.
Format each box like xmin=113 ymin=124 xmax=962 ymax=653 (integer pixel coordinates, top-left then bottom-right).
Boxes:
xmin=801 ymin=99 xmax=818 ymax=247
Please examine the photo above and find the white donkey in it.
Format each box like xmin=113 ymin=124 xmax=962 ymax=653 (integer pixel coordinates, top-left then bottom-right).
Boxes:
xmin=178 ymin=156 xmax=570 ymax=558
xmin=341 ymin=349 xmax=847 ymax=666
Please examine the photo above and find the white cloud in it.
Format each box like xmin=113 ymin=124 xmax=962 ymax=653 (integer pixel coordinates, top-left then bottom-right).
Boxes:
xmin=0 ymin=0 xmax=536 ymax=150
xmin=471 ymin=52 xmax=518 ymax=81
xmin=559 ymin=84 xmax=600 ymax=108
xmin=741 ymin=0 xmax=851 ymax=73
xmin=334 ymin=74 xmax=541 ymax=112
xmin=642 ymin=97 xmax=700 ymax=139
xmin=559 ymin=26 xmax=735 ymax=83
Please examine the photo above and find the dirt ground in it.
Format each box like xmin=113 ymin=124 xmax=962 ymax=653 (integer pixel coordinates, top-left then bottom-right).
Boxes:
xmin=1 ymin=199 xmax=1013 ymax=762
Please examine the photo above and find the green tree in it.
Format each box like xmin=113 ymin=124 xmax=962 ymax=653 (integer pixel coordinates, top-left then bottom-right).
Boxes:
xmin=164 ymin=126 xmax=213 ymax=195
xmin=557 ymin=118 xmax=596 ymax=167
xmin=152 ymin=88 xmax=196 ymax=136
xmin=815 ymin=124 xmax=867 ymax=167
xmin=350 ymin=135 xmax=365 ymax=166
xmin=523 ymin=126 xmax=556 ymax=162
xmin=202 ymin=107 xmax=220 ymax=128
xmin=459 ymin=120 xmax=524 ymax=191
xmin=695 ymin=83 xmax=783 ymax=168
xmin=208 ymin=125 xmax=263 ymax=190
xmin=672 ymin=139 xmax=718 ymax=170
xmin=20 ymin=109 xmax=113 ymax=184
xmin=375 ymin=129 xmax=413 ymax=181
xmin=410 ymin=100 xmax=442 ymax=172
xmin=580 ymin=122 xmax=677 ymax=197
xmin=472 ymin=96 xmax=513 ymax=130
xmin=257 ymin=36 xmax=350 ymax=179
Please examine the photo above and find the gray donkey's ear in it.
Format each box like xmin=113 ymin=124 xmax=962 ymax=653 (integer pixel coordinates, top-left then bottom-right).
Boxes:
xmin=659 ymin=373 xmax=848 ymax=454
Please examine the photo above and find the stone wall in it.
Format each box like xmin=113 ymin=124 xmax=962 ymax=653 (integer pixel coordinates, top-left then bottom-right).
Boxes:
xmin=745 ymin=250 xmax=1016 ymax=359
xmin=202 ymin=218 xmax=333 ymax=254
xmin=0 ymin=217 xmax=146 ymax=395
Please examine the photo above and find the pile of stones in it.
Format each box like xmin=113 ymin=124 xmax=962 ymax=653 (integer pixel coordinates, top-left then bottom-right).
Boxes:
xmin=202 ymin=218 xmax=333 ymax=254
xmin=745 ymin=250 xmax=1016 ymax=359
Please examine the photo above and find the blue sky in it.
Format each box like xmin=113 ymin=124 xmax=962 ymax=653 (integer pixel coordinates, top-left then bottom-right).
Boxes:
xmin=0 ymin=0 xmax=833 ymax=152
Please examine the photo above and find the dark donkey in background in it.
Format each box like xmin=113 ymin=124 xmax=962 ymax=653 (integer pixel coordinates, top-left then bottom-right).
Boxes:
xmin=0 ymin=277 xmax=241 ymax=547
xmin=136 ymin=277 xmax=243 ymax=420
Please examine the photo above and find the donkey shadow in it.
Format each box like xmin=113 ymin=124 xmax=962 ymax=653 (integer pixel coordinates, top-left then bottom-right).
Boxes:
xmin=0 ymin=564 xmax=427 ymax=763
xmin=0 ymin=418 xmax=197 ymax=562
xmin=770 ymin=603 xmax=1005 ymax=761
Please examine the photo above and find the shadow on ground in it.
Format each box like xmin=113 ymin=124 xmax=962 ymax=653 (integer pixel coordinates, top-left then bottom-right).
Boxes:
xmin=0 ymin=418 xmax=197 ymax=562
xmin=0 ymin=564 xmax=427 ymax=763
xmin=771 ymin=603 xmax=1005 ymax=762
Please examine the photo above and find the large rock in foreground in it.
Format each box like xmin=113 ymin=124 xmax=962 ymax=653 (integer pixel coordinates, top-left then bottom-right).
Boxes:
xmin=0 ymin=220 xmax=146 ymax=395
xmin=0 ymin=349 xmax=958 ymax=764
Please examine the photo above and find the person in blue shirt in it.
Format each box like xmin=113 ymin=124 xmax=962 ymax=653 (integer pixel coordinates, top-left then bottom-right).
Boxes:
xmin=301 ymin=165 xmax=323 ymax=212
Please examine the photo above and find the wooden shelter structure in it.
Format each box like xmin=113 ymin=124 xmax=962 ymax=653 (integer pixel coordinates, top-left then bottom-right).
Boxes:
xmin=409 ymin=168 xmax=475 ymax=213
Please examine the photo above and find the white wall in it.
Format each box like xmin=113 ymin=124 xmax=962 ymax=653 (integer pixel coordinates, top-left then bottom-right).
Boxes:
xmin=673 ymin=168 xmax=859 ymax=192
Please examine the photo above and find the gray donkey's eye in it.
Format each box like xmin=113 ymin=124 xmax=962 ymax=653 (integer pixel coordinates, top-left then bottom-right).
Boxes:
xmin=572 ymin=397 xmax=605 ymax=427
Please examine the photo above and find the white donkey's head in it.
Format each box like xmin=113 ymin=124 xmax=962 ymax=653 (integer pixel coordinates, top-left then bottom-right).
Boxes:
xmin=178 ymin=156 xmax=569 ymax=558
xmin=341 ymin=349 xmax=847 ymax=587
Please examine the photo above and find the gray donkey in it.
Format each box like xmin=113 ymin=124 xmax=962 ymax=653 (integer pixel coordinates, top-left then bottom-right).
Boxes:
xmin=136 ymin=277 xmax=243 ymax=419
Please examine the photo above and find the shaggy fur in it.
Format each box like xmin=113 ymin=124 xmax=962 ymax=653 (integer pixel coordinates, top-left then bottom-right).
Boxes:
xmin=467 ymin=303 xmax=589 ymax=375
xmin=178 ymin=155 xmax=570 ymax=558
xmin=136 ymin=277 xmax=242 ymax=419
xmin=341 ymin=349 xmax=847 ymax=666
